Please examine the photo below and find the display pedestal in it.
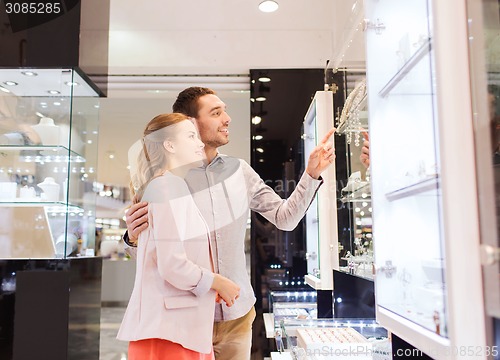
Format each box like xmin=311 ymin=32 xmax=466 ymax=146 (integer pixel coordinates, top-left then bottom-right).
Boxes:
xmin=0 ymin=258 xmax=102 ymax=360
xmin=333 ymin=270 xmax=375 ymax=319
xmin=317 ymin=289 xmax=333 ymax=318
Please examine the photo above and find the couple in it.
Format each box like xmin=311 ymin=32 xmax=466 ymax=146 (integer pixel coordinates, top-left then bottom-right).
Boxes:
xmin=117 ymin=87 xmax=336 ymax=359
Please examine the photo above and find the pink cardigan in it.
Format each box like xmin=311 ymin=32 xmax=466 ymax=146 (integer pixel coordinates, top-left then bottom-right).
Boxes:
xmin=117 ymin=173 xmax=216 ymax=354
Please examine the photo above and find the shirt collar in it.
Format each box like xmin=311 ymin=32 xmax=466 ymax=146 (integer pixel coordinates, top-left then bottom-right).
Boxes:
xmin=202 ymin=152 xmax=225 ymax=169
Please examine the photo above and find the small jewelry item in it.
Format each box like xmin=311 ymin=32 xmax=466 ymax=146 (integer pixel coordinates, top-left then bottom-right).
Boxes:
xmin=433 ymin=311 xmax=441 ymax=335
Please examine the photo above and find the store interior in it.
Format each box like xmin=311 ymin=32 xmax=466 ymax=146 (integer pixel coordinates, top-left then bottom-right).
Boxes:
xmin=0 ymin=0 xmax=499 ymax=359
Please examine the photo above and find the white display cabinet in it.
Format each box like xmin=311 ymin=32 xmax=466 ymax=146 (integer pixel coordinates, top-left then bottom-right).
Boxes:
xmin=364 ymin=0 xmax=489 ymax=358
xmin=0 ymin=68 xmax=99 ymax=258
xmin=303 ymin=91 xmax=338 ymax=290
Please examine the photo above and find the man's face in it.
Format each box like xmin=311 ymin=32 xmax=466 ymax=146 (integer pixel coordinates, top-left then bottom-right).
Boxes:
xmin=195 ymin=94 xmax=231 ymax=149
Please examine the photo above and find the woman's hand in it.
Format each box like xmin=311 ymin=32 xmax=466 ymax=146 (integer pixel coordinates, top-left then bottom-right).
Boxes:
xmin=360 ymin=131 xmax=370 ymax=169
xmin=125 ymin=201 xmax=149 ymax=243
xmin=211 ymin=274 xmax=240 ymax=307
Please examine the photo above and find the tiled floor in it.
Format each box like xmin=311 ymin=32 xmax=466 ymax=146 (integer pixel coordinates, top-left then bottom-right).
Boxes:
xmin=99 ymin=307 xmax=268 ymax=360
xmin=99 ymin=307 xmax=128 ymax=360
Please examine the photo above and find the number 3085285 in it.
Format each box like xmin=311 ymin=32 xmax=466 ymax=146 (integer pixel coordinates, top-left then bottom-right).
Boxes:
xmin=5 ymin=2 xmax=61 ymax=14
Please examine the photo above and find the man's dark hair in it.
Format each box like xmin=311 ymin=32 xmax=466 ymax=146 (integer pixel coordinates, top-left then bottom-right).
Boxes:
xmin=172 ymin=87 xmax=216 ymax=118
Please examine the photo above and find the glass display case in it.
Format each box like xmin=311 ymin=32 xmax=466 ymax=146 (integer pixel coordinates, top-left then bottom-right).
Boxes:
xmin=302 ymin=91 xmax=338 ymax=290
xmin=278 ymin=318 xmax=390 ymax=360
xmin=268 ymin=290 xmax=318 ymax=329
xmin=335 ymin=72 xmax=374 ymax=281
xmin=0 ymin=68 xmax=99 ymax=258
xmin=364 ymin=0 xmax=489 ymax=357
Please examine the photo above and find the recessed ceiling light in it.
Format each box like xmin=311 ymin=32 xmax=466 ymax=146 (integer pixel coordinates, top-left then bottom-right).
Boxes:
xmin=258 ymin=77 xmax=271 ymax=83
xmin=259 ymin=0 xmax=279 ymax=12
xmin=21 ymin=71 xmax=38 ymax=76
xmin=256 ymin=96 xmax=266 ymax=102
xmin=0 ymin=86 xmax=10 ymax=93
xmin=3 ymin=81 xmax=18 ymax=86
xmin=47 ymin=90 xmax=60 ymax=95
xmin=250 ymin=98 xmax=255 ymax=102
xmin=252 ymin=116 xmax=262 ymax=125
xmin=65 ymin=81 xmax=79 ymax=87
xmin=256 ymin=148 xmax=264 ymax=153
xmin=53 ymin=102 xmax=61 ymax=106
xmin=254 ymin=135 xmax=263 ymax=140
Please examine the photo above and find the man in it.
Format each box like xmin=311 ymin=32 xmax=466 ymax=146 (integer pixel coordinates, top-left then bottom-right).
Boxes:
xmin=124 ymin=87 xmax=335 ymax=359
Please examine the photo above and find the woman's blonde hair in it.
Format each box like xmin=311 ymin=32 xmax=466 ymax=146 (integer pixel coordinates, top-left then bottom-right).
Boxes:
xmin=130 ymin=113 xmax=190 ymax=201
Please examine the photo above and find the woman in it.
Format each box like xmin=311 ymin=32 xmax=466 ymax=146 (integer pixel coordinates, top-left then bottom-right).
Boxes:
xmin=117 ymin=113 xmax=240 ymax=359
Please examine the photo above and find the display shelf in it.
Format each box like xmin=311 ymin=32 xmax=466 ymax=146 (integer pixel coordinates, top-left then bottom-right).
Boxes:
xmin=0 ymin=145 xmax=86 ymax=163
xmin=273 ymin=302 xmax=318 ymax=328
xmin=280 ymin=318 xmax=386 ymax=339
xmin=379 ymin=38 xmax=432 ymax=98
xmin=0 ymin=201 xmax=84 ymax=214
xmin=384 ymin=175 xmax=439 ymax=202
xmin=340 ymin=183 xmax=371 ymax=203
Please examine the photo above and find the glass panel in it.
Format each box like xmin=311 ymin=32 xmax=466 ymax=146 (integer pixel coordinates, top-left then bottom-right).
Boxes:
xmin=466 ymin=0 xmax=500 ymax=317
xmin=0 ymin=68 xmax=99 ymax=258
xmin=336 ymin=72 xmax=374 ymax=280
xmin=365 ymin=0 xmax=448 ymax=336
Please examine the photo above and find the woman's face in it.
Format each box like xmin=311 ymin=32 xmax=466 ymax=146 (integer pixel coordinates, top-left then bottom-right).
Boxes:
xmin=166 ymin=120 xmax=205 ymax=169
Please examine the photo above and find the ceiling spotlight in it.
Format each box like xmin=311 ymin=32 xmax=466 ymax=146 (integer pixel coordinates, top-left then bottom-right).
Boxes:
xmin=3 ymin=81 xmax=18 ymax=86
xmin=47 ymin=90 xmax=61 ymax=95
xmin=21 ymin=71 xmax=38 ymax=76
xmin=258 ymin=77 xmax=271 ymax=83
xmin=250 ymin=98 xmax=255 ymax=102
xmin=259 ymin=0 xmax=279 ymax=12
xmin=256 ymin=96 xmax=266 ymax=102
xmin=256 ymin=148 xmax=264 ymax=153
xmin=252 ymin=116 xmax=262 ymax=125
xmin=65 ymin=81 xmax=79 ymax=87
xmin=0 ymin=86 xmax=10 ymax=93
xmin=254 ymin=135 xmax=263 ymax=140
